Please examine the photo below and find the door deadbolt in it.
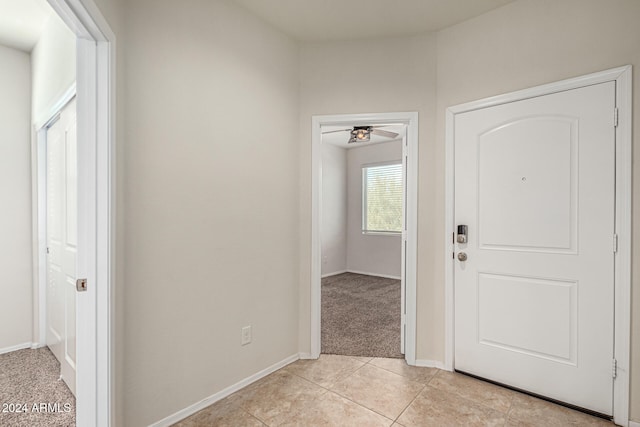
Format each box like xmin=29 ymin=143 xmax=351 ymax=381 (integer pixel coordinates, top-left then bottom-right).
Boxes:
xmin=457 ymin=252 xmax=468 ymax=262
xmin=457 ymin=225 xmax=468 ymax=244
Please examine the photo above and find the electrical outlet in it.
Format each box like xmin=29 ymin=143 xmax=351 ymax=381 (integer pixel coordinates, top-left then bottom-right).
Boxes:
xmin=241 ymin=326 xmax=252 ymax=345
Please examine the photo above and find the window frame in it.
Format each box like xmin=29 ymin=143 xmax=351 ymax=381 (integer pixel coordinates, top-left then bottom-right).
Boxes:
xmin=361 ymin=160 xmax=403 ymax=235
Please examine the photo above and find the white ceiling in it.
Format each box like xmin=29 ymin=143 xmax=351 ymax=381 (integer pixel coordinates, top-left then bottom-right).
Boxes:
xmin=231 ymin=0 xmax=514 ymax=42
xmin=322 ymin=124 xmax=406 ymax=149
xmin=0 ymin=0 xmax=515 ymax=51
xmin=0 ymin=0 xmax=52 ymax=52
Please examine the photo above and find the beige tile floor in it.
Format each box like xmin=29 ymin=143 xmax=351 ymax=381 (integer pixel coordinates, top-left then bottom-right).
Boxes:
xmin=174 ymin=355 xmax=616 ymax=426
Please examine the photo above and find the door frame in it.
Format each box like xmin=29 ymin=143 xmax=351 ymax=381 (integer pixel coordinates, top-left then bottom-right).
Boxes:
xmin=444 ymin=66 xmax=632 ymax=426
xmin=30 ymin=1 xmax=115 ymax=425
xmin=310 ymin=112 xmax=419 ymax=364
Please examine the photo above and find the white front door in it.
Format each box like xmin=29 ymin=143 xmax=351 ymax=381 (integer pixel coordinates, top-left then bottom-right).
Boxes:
xmin=454 ymin=82 xmax=615 ymax=415
xmin=46 ymin=97 xmax=78 ymax=396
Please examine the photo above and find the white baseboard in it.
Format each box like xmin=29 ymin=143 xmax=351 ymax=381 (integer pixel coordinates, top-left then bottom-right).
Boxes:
xmin=321 ymin=270 xmax=348 ymax=278
xmin=346 ymin=270 xmax=401 ymax=280
xmin=414 ymin=359 xmax=448 ymax=370
xmin=31 ymin=342 xmax=46 ymax=349
xmin=628 ymin=420 xmax=640 ymax=427
xmin=0 ymin=342 xmax=32 ymax=355
xmin=298 ymin=352 xmax=316 ymax=360
xmin=149 ymin=353 xmax=300 ymax=427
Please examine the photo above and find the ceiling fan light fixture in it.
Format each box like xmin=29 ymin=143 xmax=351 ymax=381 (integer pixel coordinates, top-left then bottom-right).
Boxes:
xmin=349 ymin=126 xmax=371 ymax=143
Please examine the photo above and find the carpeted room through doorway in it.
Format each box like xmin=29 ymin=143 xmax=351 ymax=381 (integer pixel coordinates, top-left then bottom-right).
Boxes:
xmin=0 ymin=347 xmax=76 ymax=426
xmin=321 ymin=272 xmax=402 ymax=358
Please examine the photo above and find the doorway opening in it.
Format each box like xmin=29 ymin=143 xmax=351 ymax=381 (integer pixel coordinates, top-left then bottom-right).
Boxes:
xmin=0 ymin=0 xmax=113 ymax=423
xmin=321 ymin=127 xmax=405 ymax=358
xmin=311 ymin=112 xmax=418 ymax=365
xmin=0 ymin=3 xmax=80 ymax=424
xmin=29 ymin=0 xmax=113 ymax=425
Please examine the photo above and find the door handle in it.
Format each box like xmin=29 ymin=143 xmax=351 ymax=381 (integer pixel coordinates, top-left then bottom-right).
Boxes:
xmin=457 ymin=252 xmax=468 ymax=262
xmin=76 ymin=278 xmax=87 ymax=292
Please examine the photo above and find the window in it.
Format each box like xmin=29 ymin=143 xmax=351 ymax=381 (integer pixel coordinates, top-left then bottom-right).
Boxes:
xmin=362 ymin=162 xmax=403 ymax=234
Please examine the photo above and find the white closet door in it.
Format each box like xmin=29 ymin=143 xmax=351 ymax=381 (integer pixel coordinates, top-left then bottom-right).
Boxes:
xmin=46 ymin=97 xmax=77 ymax=396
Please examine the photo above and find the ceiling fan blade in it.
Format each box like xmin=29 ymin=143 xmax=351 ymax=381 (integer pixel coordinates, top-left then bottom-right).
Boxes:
xmin=371 ymin=129 xmax=400 ymax=139
xmin=321 ymin=128 xmax=351 ymax=134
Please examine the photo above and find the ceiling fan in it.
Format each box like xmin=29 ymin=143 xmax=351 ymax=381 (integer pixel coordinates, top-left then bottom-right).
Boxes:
xmin=322 ymin=125 xmax=399 ymax=144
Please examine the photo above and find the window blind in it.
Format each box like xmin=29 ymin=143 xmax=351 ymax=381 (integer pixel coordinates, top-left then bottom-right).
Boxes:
xmin=363 ymin=163 xmax=403 ymax=233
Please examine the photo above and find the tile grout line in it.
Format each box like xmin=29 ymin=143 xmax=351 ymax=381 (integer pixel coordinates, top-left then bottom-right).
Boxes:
xmin=180 ymin=359 xmax=617 ymax=427
xmin=284 ymin=358 xmax=369 ymax=391
xmin=369 ymin=360 xmax=442 ymax=382
xmin=327 ymin=363 xmax=432 ymax=423
xmin=429 ymin=370 xmax=516 ymax=415
xmin=271 ymin=361 xmax=398 ymax=424
xmin=245 ymin=408 xmax=269 ymax=427
xmin=392 ymin=382 xmax=428 ymax=424
xmin=317 ymin=361 xmax=399 ymax=423
xmin=349 ymin=359 xmax=441 ymax=423
xmin=234 ymin=371 xmax=327 ymax=427
xmin=327 ymin=387 xmax=396 ymax=424
xmin=504 ymin=393 xmax=517 ymax=426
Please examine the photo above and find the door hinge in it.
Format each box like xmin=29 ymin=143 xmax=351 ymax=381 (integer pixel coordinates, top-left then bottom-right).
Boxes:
xmin=613 ymin=234 xmax=618 ymax=253
xmin=614 ymin=108 xmax=619 ymax=127
xmin=612 ymin=358 xmax=618 ymax=379
xmin=46 ymin=247 xmax=50 ymax=254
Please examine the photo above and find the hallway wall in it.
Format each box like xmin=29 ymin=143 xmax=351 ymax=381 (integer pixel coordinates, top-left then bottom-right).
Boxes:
xmin=321 ymin=143 xmax=347 ymax=276
xmin=0 ymin=44 xmax=33 ymax=352
xmin=346 ymin=141 xmax=402 ymax=278
xmin=298 ymin=33 xmax=439 ymax=362
xmin=123 ymin=0 xmax=300 ymax=424
xmin=31 ymin=12 xmax=76 ymax=126
xmin=78 ymin=0 xmax=640 ymax=423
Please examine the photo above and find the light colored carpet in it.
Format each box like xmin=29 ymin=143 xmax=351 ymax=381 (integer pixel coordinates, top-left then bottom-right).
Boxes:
xmin=0 ymin=347 xmax=75 ymax=427
xmin=321 ymin=272 xmax=403 ymax=358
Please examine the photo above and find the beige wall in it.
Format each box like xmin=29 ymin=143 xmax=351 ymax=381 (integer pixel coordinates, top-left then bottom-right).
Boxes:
xmin=321 ymin=140 xmax=404 ymax=279
xmin=346 ymin=141 xmax=402 ymax=278
xmin=0 ymin=45 xmax=33 ymax=352
xmin=299 ymin=0 xmax=639 ymax=420
xmin=321 ymin=143 xmax=347 ymax=276
xmin=31 ymin=12 xmax=76 ymax=125
xmin=122 ymin=0 xmax=299 ymax=425
xmin=298 ymin=34 xmax=439 ymax=358
xmin=436 ymin=0 xmax=640 ymax=420
xmin=78 ymin=0 xmax=640 ymax=424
